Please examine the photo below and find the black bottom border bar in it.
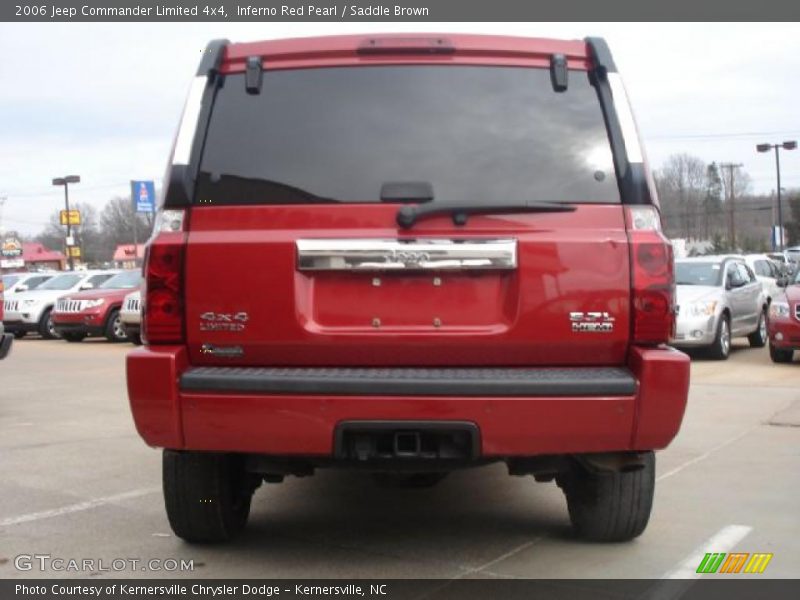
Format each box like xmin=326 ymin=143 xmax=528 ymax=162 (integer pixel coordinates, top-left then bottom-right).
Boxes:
xmin=5 ymin=579 xmax=799 ymax=600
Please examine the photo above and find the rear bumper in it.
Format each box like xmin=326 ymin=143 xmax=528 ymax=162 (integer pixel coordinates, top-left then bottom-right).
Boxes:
xmin=0 ymin=333 xmax=12 ymax=359
xmin=126 ymin=346 xmax=690 ymax=457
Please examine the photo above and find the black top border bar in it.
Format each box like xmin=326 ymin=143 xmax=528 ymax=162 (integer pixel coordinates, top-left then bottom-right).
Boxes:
xmin=4 ymin=0 xmax=800 ymax=22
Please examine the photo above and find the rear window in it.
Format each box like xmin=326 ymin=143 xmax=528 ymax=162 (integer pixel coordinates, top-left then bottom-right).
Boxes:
xmin=197 ymin=66 xmax=619 ymax=206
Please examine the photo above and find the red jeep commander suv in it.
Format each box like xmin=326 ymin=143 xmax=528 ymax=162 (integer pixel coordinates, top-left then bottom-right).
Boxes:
xmin=127 ymin=34 xmax=689 ymax=543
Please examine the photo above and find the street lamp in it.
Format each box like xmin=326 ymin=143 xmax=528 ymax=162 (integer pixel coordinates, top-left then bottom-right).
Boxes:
xmin=52 ymin=175 xmax=80 ymax=271
xmin=756 ymin=141 xmax=797 ymax=251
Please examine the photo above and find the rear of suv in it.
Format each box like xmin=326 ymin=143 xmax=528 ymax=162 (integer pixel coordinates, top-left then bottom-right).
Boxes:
xmin=127 ymin=34 xmax=689 ymax=543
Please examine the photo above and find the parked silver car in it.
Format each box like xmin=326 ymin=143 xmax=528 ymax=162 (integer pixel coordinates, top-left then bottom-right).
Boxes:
xmin=672 ymin=256 xmax=767 ymax=359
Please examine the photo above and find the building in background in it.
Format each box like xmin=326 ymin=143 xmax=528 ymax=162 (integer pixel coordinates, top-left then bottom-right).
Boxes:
xmin=112 ymin=244 xmax=145 ymax=269
xmin=1 ymin=241 xmax=66 ymax=273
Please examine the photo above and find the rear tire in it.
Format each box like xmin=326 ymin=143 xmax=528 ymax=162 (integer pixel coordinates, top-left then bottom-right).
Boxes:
xmin=747 ymin=310 xmax=767 ymax=348
xmin=62 ymin=332 xmax=86 ymax=343
xmin=708 ymin=314 xmax=731 ymax=360
xmin=558 ymin=452 xmax=655 ymax=542
xmin=104 ymin=309 xmax=128 ymax=343
xmin=38 ymin=308 xmax=59 ymax=340
xmin=769 ymin=343 xmax=793 ymax=364
xmin=13 ymin=331 xmax=26 ymax=340
xmin=129 ymin=331 xmax=142 ymax=346
xmin=163 ymin=450 xmax=256 ymax=543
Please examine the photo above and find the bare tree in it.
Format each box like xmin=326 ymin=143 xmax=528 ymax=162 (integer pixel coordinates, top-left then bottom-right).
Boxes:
xmin=654 ymin=154 xmax=708 ymax=240
xmin=99 ymin=196 xmax=154 ymax=259
xmin=34 ymin=202 xmax=103 ymax=263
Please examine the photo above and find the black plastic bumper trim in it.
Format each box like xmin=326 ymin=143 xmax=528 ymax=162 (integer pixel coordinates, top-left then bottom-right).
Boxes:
xmin=180 ymin=366 xmax=637 ymax=397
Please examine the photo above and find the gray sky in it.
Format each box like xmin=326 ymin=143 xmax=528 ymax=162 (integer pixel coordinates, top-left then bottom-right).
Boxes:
xmin=1 ymin=22 xmax=799 ymax=235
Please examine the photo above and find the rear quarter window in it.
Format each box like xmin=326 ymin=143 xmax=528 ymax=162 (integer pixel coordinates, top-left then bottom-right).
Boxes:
xmin=197 ymin=65 xmax=619 ymax=206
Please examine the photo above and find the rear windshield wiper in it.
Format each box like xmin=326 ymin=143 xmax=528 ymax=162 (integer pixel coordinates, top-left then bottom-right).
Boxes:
xmin=396 ymin=200 xmax=576 ymax=229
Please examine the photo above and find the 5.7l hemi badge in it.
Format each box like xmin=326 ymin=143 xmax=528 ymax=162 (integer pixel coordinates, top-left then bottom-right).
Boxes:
xmin=199 ymin=311 xmax=249 ymax=332
xmin=570 ymin=311 xmax=615 ymax=333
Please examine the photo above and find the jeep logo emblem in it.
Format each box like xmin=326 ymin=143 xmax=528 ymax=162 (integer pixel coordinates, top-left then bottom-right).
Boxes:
xmin=386 ymin=250 xmax=430 ymax=265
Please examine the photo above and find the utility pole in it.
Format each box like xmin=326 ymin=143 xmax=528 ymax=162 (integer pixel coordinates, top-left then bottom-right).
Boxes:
xmin=52 ymin=176 xmax=81 ymax=271
xmin=757 ymin=141 xmax=797 ymax=251
xmin=720 ymin=163 xmax=743 ymax=250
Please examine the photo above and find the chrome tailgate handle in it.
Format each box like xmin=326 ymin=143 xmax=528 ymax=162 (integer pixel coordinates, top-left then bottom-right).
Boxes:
xmin=296 ymin=239 xmax=517 ymax=271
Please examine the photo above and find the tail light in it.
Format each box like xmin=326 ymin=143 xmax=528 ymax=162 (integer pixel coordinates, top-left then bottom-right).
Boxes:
xmin=626 ymin=206 xmax=675 ymax=345
xmin=142 ymin=210 xmax=186 ymax=344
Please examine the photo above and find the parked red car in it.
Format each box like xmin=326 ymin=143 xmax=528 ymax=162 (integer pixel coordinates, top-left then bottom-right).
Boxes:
xmin=127 ymin=34 xmax=689 ymax=544
xmin=52 ymin=270 xmax=142 ymax=342
xmin=767 ymin=268 xmax=800 ymax=363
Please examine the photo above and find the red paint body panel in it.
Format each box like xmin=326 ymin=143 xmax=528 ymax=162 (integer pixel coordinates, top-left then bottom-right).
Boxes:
xmin=127 ymin=346 xmax=188 ymax=448
xmin=184 ymin=205 xmax=631 ymax=367
xmin=127 ymin=345 xmax=688 ymax=455
xmin=628 ymin=346 xmax=690 ymax=449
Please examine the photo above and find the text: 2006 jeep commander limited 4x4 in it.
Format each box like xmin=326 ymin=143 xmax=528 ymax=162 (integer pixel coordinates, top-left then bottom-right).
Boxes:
xmin=127 ymin=34 xmax=689 ymax=543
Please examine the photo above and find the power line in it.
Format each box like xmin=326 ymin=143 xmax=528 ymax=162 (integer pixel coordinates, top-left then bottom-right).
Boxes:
xmin=647 ymin=129 xmax=800 ymax=141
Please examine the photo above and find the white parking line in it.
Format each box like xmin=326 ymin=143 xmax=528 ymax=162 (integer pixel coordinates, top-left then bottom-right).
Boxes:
xmin=656 ymin=429 xmax=752 ymax=482
xmin=661 ymin=524 xmax=752 ymax=579
xmin=0 ymin=487 xmax=159 ymax=527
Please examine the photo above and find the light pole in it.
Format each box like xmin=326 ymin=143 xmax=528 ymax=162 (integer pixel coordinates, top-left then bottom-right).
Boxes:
xmin=52 ymin=175 xmax=80 ymax=271
xmin=756 ymin=141 xmax=797 ymax=251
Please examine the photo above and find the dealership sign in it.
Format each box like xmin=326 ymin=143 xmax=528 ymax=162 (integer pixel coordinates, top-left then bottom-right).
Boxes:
xmin=131 ymin=180 xmax=156 ymax=213
xmin=1 ymin=236 xmax=22 ymax=258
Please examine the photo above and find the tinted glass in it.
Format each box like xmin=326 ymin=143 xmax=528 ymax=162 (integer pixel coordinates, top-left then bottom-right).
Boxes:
xmin=2 ymin=275 xmax=21 ymax=288
xmin=198 ymin=66 xmax=619 ymax=206
xmin=675 ymin=262 xmax=722 ymax=286
xmin=39 ymin=274 xmax=82 ymax=290
xmin=87 ymin=274 xmax=114 ymax=287
xmin=24 ymin=275 xmax=52 ymax=290
xmin=737 ymin=263 xmax=755 ymax=283
xmin=754 ymin=260 xmax=770 ymax=277
xmin=100 ymin=270 xmax=142 ymax=289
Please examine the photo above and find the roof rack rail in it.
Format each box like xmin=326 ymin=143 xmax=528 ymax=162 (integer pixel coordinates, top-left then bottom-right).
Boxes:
xmin=584 ymin=37 xmax=617 ymax=75
xmin=196 ymin=38 xmax=229 ymax=77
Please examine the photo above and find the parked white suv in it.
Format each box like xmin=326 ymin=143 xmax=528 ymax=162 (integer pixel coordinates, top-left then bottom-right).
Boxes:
xmin=743 ymin=254 xmax=783 ymax=304
xmin=3 ymin=270 xmax=118 ymax=339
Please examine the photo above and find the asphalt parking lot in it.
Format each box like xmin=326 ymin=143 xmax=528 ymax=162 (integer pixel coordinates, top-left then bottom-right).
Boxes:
xmin=1 ymin=338 xmax=798 ymax=581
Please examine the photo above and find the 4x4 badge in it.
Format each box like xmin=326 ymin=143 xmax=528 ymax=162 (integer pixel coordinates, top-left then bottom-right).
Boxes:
xmin=199 ymin=311 xmax=249 ymax=332
xmin=570 ymin=311 xmax=615 ymax=333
